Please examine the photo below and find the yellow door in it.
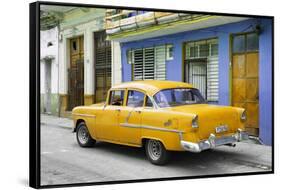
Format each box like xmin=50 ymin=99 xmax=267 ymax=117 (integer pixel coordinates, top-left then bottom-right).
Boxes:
xmin=119 ymin=107 xmax=142 ymax=145
xmin=97 ymin=90 xmax=125 ymax=141
xmin=97 ymin=105 xmax=120 ymax=141
xmin=118 ymin=90 xmax=144 ymax=144
xmin=232 ymin=33 xmax=259 ymax=136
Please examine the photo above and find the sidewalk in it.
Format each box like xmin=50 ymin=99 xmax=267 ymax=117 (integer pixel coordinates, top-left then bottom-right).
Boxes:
xmin=41 ymin=114 xmax=74 ymax=129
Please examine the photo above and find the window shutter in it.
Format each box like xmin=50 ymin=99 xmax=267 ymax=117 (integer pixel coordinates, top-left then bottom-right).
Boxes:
xmin=155 ymin=45 xmax=166 ymax=80
xmin=144 ymin=47 xmax=155 ymax=79
xmin=132 ymin=46 xmax=167 ymax=81
xmin=133 ymin=49 xmax=144 ymax=80
xmin=207 ymin=56 xmax=219 ymax=101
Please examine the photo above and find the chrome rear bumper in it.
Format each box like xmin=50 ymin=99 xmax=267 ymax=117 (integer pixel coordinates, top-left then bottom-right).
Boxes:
xmin=180 ymin=129 xmax=249 ymax=153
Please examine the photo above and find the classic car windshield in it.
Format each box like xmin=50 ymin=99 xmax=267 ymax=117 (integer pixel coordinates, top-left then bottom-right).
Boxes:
xmin=154 ymin=88 xmax=206 ymax=107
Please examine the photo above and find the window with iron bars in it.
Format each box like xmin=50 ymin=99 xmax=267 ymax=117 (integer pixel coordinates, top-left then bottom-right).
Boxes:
xmin=185 ymin=38 xmax=219 ymax=102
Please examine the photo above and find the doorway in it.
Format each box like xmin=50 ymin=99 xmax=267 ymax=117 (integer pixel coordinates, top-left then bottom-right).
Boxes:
xmin=68 ymin=36 xmax=84 ymax=110
xmin=94 ymin=30 xmax=112 ymax=103
xmin=232 ymin=33 xmax=259 ymax=136
xmin=44 ymin=59 xmax=52 ymax=114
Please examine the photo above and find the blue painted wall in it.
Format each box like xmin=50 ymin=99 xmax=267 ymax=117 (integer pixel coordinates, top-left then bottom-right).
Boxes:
xmin=120 ymin=18 xmax=273 ymax=145
xmin=258 ymin=18 xmax=273 ymax=145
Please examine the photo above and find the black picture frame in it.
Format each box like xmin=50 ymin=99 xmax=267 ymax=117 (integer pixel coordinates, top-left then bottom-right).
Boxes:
xmin=30 ymin=1 xmax=274 ymax=189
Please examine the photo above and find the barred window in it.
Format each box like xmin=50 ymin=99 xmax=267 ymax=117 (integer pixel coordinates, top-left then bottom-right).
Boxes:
xmin=185 ymin=38 xmax=219 ymax=102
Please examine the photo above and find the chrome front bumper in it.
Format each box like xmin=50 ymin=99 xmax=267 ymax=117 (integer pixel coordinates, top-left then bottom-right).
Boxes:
xmin=180 ymin=129 xmax=249 ymax=153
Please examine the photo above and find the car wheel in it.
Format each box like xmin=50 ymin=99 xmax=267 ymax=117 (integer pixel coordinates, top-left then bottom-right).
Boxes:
xmin=145 ymin=139 xmax=170 ymax=165
xmin=76 ymin=122 xmax=96 ymax=147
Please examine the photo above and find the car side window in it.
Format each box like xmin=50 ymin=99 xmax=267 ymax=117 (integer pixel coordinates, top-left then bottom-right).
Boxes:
xmin=109 ymin=90 xmax=125 ymax=106
xmin=145 ymin=96 xmax=154 ymax=107
xmin=127 ymin=90 xmax=145 ymax=108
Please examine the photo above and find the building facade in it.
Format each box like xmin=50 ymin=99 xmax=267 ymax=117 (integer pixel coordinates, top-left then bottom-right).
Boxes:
xmin=57 ymin=7 xmax=107 ymax=117
xmin=40 ymin=26 xmax=59 ymax=116
xmin=105 ymin=11 xmax=273 ymax=145
xmin=40 ymin=8 xmax=273 ymax=145
xmin=40 ymin=6 xmax=121 ymax=117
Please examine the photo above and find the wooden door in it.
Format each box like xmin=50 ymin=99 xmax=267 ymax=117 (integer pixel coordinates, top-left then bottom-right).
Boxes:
xmin=94 ymin=31 xmax=112 ymax=103
xmin=68 ymin=36 xmax=84 ymax=110
xmin=232 ymin=33 xmax=259 ymax=136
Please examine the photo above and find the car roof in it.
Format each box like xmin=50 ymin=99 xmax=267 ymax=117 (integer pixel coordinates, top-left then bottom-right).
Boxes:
xmin=110 ymin=80 xmax=194 ymax=96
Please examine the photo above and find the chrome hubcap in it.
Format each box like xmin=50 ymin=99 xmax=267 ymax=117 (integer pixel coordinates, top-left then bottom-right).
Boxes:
xmin=147 ymin=140 xmax=162 ymax=160
xmin=78 ymin=126 xmax=89 ymax=144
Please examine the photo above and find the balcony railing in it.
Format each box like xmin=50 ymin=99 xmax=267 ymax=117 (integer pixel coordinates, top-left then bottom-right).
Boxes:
xmin=105 ymin=9 xmax=208 ymax=35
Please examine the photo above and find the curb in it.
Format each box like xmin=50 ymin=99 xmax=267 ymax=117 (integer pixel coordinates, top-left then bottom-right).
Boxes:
xmin=41 ymin=122 xmax=74 ymax=130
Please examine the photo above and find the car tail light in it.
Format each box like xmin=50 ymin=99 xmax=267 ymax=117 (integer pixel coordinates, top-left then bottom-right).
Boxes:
xmin=241 ymin=110 xmax=246 ymax=121
xmin=192 ymin=115 xmax=199 ymax=128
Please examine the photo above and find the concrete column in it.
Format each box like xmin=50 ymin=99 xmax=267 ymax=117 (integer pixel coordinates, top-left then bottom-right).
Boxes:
xmin=84 ymin=29 xmax=94 ymax=105
xmin=111 ymin=41 xmax=122 ymax=86
xmin=84 ymin=29 xmax=94 ymax=95
xmin=58 ymin=34 xmax=68 ymax=95
xmin=57 ymin=33 xmax=69 ymax=116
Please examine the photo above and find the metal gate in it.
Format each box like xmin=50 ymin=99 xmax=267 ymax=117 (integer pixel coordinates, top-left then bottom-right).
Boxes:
xmin=68 ymin=60 xmax=84 ymax=110
xmin=184 ymin=39 xmax=219 ymax=102
xmin=186 ymin=59 xmax=207 ymax=99
xmin=94 ymin=31 xmax=112 ymax=103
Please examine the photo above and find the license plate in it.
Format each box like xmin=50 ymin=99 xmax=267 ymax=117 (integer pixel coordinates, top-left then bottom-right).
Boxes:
xmin=215 ymin=125 xmax=228 ymax=133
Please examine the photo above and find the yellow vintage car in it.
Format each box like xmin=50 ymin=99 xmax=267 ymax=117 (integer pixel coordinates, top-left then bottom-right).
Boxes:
xmin=72 ymin=80 xmax=248 ymax=165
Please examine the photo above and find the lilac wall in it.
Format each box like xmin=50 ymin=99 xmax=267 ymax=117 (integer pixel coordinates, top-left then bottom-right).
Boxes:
xmin=120 ymin=18 xmax=273 ymax=145
xmin=258 ymin=18 xmax=273 ymax=145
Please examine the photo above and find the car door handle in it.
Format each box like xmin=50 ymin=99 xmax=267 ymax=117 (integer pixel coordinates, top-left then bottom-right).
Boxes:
xmin=116 ymin=108 xmax=121 ymax=112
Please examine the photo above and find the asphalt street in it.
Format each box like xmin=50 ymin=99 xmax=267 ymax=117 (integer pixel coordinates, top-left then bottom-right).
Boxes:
xmin=41 ymin=122 xmax=272 ymax=186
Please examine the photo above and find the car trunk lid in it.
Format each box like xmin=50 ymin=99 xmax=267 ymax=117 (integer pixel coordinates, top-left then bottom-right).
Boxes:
xmin=169 ymin=104 xmax=239 ymax=140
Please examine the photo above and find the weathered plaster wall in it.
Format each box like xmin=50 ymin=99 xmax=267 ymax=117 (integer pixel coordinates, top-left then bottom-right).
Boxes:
xmin=58 ymin=8 xmax=105 ymax=96
xmin=40 ymin=27 xmax=59 ymax=115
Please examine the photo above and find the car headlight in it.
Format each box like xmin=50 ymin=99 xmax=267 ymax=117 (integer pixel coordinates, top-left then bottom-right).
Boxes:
xmin=192 ymin=115 xmax=199 ymax=128
xmin=241 ymin=110 xmax=246 ymax=121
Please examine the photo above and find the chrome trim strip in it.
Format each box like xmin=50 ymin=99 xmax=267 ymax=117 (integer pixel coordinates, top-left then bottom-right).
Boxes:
xmin=120 ymin=123 xmax=185 ymax=133
xmin=142 ymin=125 xmax=185 ymax=133
xmin=120 ymin=123 xmax=140 ymax=128
xmin=72 ymin=113 xmax=96 ymax=118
